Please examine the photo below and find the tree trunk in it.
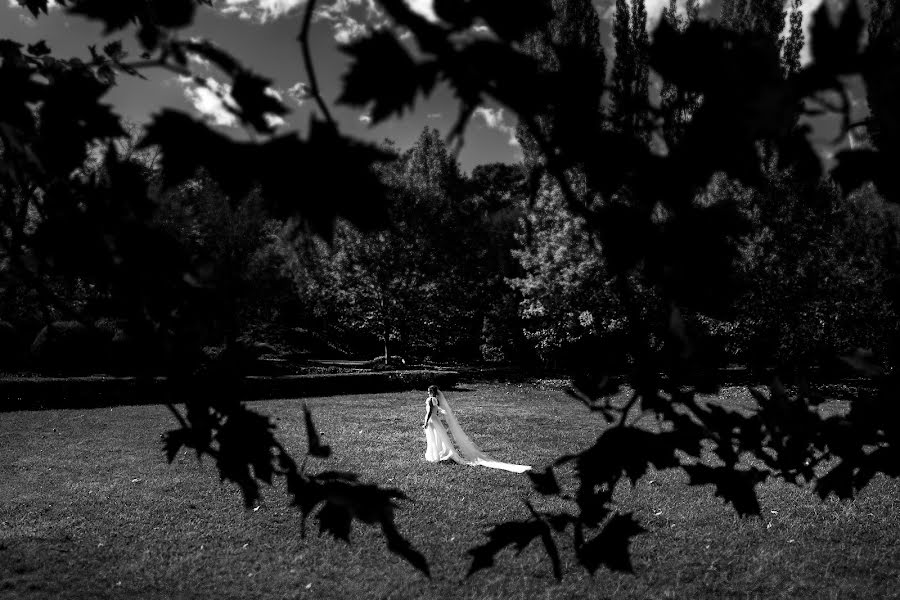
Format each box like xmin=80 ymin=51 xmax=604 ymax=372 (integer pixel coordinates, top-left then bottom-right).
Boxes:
xmin=399 ymin=320 xmax=408 ymax=360
xmin=381 ymin=295 xmax=389 ymax=363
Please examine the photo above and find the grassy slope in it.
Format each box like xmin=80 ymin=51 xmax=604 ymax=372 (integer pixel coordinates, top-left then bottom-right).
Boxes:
xmin=1 ymin=383 xmax=898 ymax=599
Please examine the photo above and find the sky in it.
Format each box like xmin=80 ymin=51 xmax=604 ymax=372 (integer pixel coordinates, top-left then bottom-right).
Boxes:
xmin=0 ymin=0 xmax=842 ymax=172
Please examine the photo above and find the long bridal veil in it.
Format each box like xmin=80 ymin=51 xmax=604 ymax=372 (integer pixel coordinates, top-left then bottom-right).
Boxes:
xmin=426 ymin=390 xmax=531 ymax=474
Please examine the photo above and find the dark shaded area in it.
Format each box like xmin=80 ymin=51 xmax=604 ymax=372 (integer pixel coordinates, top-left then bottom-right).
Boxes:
xmin=0 ymin=369 xmax=460 ymax=411
xmin=2 ymin=0 xmax=900 ymax=580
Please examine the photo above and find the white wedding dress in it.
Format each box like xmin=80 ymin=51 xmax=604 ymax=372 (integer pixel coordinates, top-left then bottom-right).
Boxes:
xmin=423 ymin=390 xmax=531 ymax=473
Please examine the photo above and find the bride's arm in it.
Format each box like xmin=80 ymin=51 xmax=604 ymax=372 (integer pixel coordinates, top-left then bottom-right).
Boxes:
xmin=422 ymin=399 xmax=434 ymax=429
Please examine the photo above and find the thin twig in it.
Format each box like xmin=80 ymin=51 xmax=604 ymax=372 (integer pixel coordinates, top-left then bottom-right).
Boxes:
xmin=298 ymin=0 xmax=336 ymax=127
xmin=118 ymin=59 xmax=191 ymax=78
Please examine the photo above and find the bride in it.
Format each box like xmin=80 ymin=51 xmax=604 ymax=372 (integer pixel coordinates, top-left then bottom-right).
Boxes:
xmin=421 ymin=385 xmax=531 ymax=473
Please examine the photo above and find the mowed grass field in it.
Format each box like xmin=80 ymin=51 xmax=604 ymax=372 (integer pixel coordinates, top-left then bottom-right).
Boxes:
xmin=1 ymin=382 xmax=899 ymax=600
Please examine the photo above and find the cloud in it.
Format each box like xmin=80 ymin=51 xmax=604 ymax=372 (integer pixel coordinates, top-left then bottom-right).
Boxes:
xmin=265 ymin=87 xmax=283 ymax=102
xmin=316 ymin=0 xmax=382 ymax=20
xmin=286 ymin=82 xmax=312 ymax=106
xmin=218 ymin=0 xmax=307 ymax=22
xmin=315 ymin=0 xmax=384 ymax=43
xmin=473 ymin=106 xmax=519 ymax=147
xmin=177 ymin=76 xmax=288 ymax=130
xmin=313 ymin=0 xmax=440 ymax=43
xmin=265 ymin=113 xmax=286 ymax=128
xmin=215 ymin=0 xmax=439 ymax=37
xmin=335 ymin=15 xmax=369 ymax=43
xmin=7 ymin=0 xmax=61 ymax=10
xmin=185 ymin=37 xmax=213 ymax=69
xmin=405 ymin=0 xmax=438 ymax=22
xmin=359 ymin=113 xmax=372 ymax=124
xmin=178 ymin=76 xmax=240 ymax=127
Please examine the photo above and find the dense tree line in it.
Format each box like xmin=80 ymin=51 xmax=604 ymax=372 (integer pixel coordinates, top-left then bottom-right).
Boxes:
xmin=280 ymin=128 xmax=529 ymax=363
xmin=4 ymin=0 xmax=900 ymax=376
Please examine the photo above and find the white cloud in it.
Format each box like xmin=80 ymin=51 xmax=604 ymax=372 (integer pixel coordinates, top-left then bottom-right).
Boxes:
xmin=188 ymin=53 xmax=211 ymax=68
xmin=286 ymin=82 xmax=311 ymax=106
xmin=312 ymin=0 xmax=440 ymax=43
xmin=316 ymin=0 xmax=382 ymax=21
xmin=359 ymin=113 xmax=372 ymax=124
xmin=265 ymin=87 xmax=284 ymax=102
xmin=7 ymin=0 xmax=61 ymax=10
xmin=265 ymin=113 xmax=286 ymax=128
xmin=177 ymin=76 xmax=287 ymax=130
xmin=473 ymin=106 xmax=519 ymax=147
xmin=315 ymin=0 xmax=383 ymax=43
xmin=405 ymin=0 xmax=438 ymax=22
xmin=215 ymin=0 xmax=439 ymax=35
xmin=178 ymin=76 xmax=240 ymax=127
xmin=186 ymin=38 xmax=212 ymax=69
xmin=335 ymin=15 xmax=369 ymax=43
xmin=218 ymin=0 xmax=307 ymax=22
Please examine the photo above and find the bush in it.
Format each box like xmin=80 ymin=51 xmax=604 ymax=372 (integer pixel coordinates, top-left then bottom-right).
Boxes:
xmin=30 ymin=321 xmax=111 ymax=375
xmin=0 ymin=320 xmax=25 ymax=370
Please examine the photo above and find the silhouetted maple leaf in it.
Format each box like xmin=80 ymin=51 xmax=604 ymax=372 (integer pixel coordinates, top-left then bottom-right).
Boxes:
xmin=684 ymin=464 xmax=767 ymax=517
xmin=317 ymin=500 xmax=352 ymax=540
xmin=214 ymin=407 xmax=279 ymax=507
xmin=230 ymin=71 xmax=288 ymax=134
xmin=26 ymin=40 xmax=51 ymax=56
xmin=162 ymin=428 xmax=191 ymax=463
xmin=66 ymin=0 xmax=203 ymax=33
xmin=577 ymin=513 xmax=646 ymax=574
xmin=16 ymin=0 xmax=58 ymax=18
xmin=180 ymin=39 xmax=241 ymax=74
xmin=527 ymin=465 xmax=560 ymax=495
xmin=566 ymin=427 xmax=682 ymax=488
xmin=469 ymin=0 xmax=552 ymax=42
xmin=468 ymin=503 xmax=561 ymax=580
xmin=815 ymin=460 xmax=858 ymax=500
xmin=66 ymin=0 xmax=143 ymax=33
xmin=102 ymin=40 xmax=125 ymax=61
xmin=338 ymin=31 xmax=423 ymax=124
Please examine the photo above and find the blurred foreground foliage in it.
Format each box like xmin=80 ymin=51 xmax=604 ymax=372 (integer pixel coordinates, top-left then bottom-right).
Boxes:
xmin=2 ymin=0 xmax=900 ymax=579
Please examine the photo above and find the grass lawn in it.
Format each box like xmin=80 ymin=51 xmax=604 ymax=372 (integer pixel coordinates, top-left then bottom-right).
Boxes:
xmin=1 ymin=382 xmax=899 ymax=599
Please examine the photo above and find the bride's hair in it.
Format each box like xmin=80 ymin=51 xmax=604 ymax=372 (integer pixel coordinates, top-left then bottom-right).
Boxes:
xmin=427 ymin=385 xmax=439 ymax=397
